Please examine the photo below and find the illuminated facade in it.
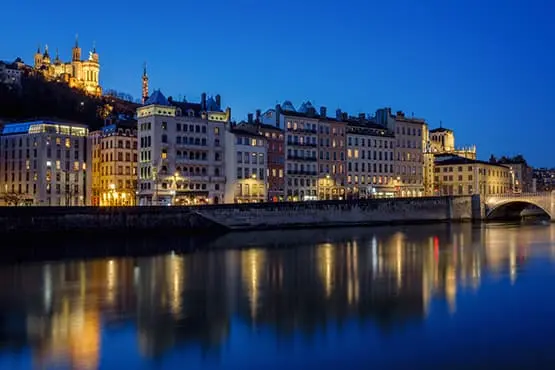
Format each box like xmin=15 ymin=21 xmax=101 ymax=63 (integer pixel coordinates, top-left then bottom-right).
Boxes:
xmin=89 ymin=121 xmax=138 ymax=206
xmin=433 ymin=154 xmax=512 ymax=196
xmin=0 ymin=59 xmax=23 ymax=87
xmin=428 ymin=127 xmax=476 ymax=160
xmin=346 ymin=118 xmax=395 ymax=198
xmin=258 ymin=112 xmax=285 ymax=202
xmin=224 ymin=123 xmax=267 ymax=203
xmin=377 ymin=108 xmax=428 ymax=197
xmin=33 ymin=37 xmax=102 ymax=96
xmin=137 ymin=90 xmax=229 ymax=205
xmin=318 ymin=108 xmax=347 ymax=200
xmin=0 ymin=120 xmax=89 ymax=206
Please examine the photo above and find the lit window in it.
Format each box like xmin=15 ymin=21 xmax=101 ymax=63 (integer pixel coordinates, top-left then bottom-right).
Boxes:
xmin=65 ymin=138 xmax=71 ymax=148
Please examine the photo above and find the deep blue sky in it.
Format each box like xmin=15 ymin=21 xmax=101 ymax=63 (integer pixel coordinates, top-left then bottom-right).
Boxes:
xmin=2 ymin=0 xmax=554 ymax=166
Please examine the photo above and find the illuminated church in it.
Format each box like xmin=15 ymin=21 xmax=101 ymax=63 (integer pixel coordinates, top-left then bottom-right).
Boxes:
xmin=33 ymin=36 xmax=102 ymax=96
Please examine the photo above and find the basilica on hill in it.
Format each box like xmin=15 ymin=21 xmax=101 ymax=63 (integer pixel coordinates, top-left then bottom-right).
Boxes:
xmin=33 ymin=36 xmax=102 ymax=97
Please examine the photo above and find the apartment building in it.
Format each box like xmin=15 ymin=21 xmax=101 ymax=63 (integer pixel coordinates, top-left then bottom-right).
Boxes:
xmin=224 ymin=123 xmax=267 ymax=203
xmin=346 ymin=118 xmax=395 ymax=198
xmin=0 ymin=120 xmax=88 ymax=206
xmin=137 ymin=90 xmax=229 ymax=205
xmin=89 ymin=120 xmax=137 ymax=206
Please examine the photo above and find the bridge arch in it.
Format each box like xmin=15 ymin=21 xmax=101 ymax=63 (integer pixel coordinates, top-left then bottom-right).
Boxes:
xmin=486 ymin=199 xmax=552 ymax=220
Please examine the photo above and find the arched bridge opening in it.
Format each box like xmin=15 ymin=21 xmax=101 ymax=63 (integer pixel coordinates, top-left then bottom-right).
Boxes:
xmin=486 ymin=200 xmax=551 ymax=221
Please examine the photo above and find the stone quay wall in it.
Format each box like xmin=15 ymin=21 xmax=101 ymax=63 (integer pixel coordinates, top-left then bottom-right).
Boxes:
xmin=0 ymin=196 xmax=479 ymax=235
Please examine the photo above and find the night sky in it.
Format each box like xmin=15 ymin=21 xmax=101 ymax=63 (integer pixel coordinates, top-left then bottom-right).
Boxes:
xmin=2 ymin=0 xmax=554 ymax=166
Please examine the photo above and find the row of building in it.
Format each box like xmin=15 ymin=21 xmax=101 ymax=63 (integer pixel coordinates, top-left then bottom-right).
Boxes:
xmin=0 ymin=87 xmax=533 ymax=206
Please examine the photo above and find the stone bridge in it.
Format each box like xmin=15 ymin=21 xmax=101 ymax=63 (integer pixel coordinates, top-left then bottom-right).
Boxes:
xmin=485 ymin=192 xmax=555 ymax=220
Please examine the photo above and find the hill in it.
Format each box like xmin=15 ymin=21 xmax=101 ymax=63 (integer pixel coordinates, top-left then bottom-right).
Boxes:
xmin=0 ymin=72 xmax=139 ymax=130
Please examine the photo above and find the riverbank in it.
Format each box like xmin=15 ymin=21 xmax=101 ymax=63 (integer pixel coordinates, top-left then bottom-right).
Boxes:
xmin=0 ymin=195 xmax=479 ymax=236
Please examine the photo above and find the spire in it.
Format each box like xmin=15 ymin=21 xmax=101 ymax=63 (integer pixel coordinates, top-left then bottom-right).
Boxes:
xmin=439 ymin=120 xmax=443 ymax=128
xmin=92 ymin=40 xmax=96 ymax=53
xmin=43 ymin=44 xmax=49 ymax=57
xmin=36 ymin=45 xmax=41 ymax=54
xmin=143 ymin=62 xmax=147 ymax=77
xmin=75 ymin=33 xmax=79 ymax=48
xmin=55 ymin=48 xmax=60 ymax=63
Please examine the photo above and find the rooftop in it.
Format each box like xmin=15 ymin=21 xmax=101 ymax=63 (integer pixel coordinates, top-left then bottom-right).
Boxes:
xmin=1 ymin=120 xmax=87 ymax=136
xmin=430 ymin=127 xmax=452 ymax=133
xmin=145 ymin=90 xmax=170 ymax=106
xmin=434 ymin=154 xmax=510 ymax=169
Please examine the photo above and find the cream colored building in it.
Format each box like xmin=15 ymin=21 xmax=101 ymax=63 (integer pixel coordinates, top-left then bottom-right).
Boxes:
xmin=434 ymin=154 xmax=511 ymax=196
xmin=89 ymin=121 xmax=138 ymax=206
xmin=346 ymin=120 xmax=395 ymax=198
xmin=224 ymin=124 xmax=267 ymax=203
xmin=33 ymin=37 xmax=101 ymax=96
xmin=137 ymin=90 xmax=229 ymax=205
xmin=376 ymin=108 xmax=427 ymax=197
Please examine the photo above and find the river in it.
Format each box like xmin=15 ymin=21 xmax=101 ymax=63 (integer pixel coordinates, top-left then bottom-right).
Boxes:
xmin=0 ymin=222 xmax=554 ymax=369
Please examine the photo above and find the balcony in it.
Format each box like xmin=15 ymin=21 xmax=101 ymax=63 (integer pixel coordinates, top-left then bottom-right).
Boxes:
xmin=287 ymin=127 xmax=317 ymax=134
xmin=286 ymin=141 xmax=318 ymax=148
xmin=287 ymin=170 xmax=318 ymax=176
xmin=287 ymin=155 xmax=317 ymax=162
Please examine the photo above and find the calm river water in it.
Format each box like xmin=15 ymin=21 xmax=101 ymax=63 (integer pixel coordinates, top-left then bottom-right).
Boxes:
xmin=0 ymin=223 xmax=555 ymax=369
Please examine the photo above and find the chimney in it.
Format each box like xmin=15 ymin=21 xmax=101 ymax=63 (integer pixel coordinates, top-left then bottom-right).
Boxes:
xmin=396 ymin=110 xmax=404 ymax=118
xmin=248 ymin=113 xmax=253 ymax=124
xmin=275 ymin=104 xmax=281 ymax=128
xmin=215 ymin=94 xmax=221 ymax=108
xmin=201 ymin=92 xmax=207 ymax=111
xmin=255 ymin=109 xmax=261 ymax=122
xmin=320 ymin=106 xmax=327 ymax=118
xmin=336 ymin=109 xmax=342 ymax=120
xmin=225 ymin=107 xmax=231 ymax=122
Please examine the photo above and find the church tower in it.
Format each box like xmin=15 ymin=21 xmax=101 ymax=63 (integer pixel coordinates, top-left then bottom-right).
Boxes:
xmin=42 ymin=45 xmax=51 ymax=65
xmin=142 ymin=63 xmax=149 ymax=104
xmin=72 ymin=34 xmax=81 ymax=61
xmin=34 ymin=45 xmax=43 ymax=67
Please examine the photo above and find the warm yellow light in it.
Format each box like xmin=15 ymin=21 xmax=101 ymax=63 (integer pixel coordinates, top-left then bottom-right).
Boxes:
xmin=109 ymin=183 xmax=115 ymax=190
xmin=251 ymin=174 xmax=257 ymax=179
xmin=174 ymin=171 xmax=179 ymax=177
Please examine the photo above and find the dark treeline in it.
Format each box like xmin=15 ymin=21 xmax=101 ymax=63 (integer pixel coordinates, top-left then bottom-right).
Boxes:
xmin=0 ymin=73 xmax=138 ymax=130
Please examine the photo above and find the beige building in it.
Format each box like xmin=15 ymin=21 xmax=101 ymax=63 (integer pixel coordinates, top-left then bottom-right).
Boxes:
xmin=224 ymin=124 xmax=267 ymax=203
xmin=376 ymin=108 xmax=427 ymax=197
xmin=434 ymin=154 xmax=511 ymax=196
xmin=33 ymin=37 xmax=101 ymax=96
xmin=137 ymin=90 xmax=229 ymax=205
xmin=89 ymin=120 xmax=138 ymax=206
xmin=346 ymin=119 xmax=395 ymax=198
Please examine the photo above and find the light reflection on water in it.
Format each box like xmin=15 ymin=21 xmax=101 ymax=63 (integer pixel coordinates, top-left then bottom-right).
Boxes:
xmin=0 ymin=223 xmax=555 ymax=369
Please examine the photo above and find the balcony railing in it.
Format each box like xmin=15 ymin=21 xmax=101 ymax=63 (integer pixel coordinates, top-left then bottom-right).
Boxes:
xmin=286 ymin=142 xmax=318 ymax=148
xmin=286 ymin=127 xmax=317 ymax=134
xmin=287 ymin=170 xmax=318 ymax=176
xmin=287 ymin=155 xmax=317 ymax=162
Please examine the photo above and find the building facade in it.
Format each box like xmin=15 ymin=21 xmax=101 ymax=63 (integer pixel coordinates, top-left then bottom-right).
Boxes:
xmin=137 ymin=90 xmax=229 ymax=206
xmin=346 ymin=118 xmax=395 ymax=198
xmin=0 ymin=59 xmax=23 ymax=88
xmin=89 ymin=120 xmax=138 ymax=206
xmin=0 ymin=120 xmax=88 ymax=206
xmin=33 ymin=37 xmax=101 ymax=96
xmin=279 ymin=102 xmax=319 ymax=201
xmin=224 ymin=124 xmax=267 ymax=203
xmin=257 ymin=111 xmax=285 ymax=202
xmin=434 ymin=154 xmax=512 ymax=196
xmin=317 ymin=108 xmax=346 ymax=200
xmin=377 ymin=108 xmax=427 ymax=197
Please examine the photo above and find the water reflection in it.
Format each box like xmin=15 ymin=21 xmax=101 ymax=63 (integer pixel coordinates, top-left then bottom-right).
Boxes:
xmin=0 ymin=223 xmax=551 ymax=368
